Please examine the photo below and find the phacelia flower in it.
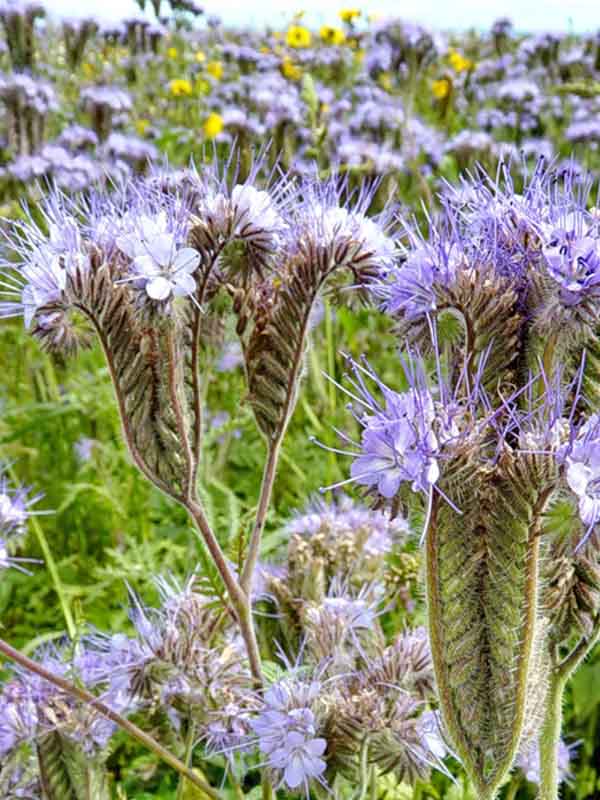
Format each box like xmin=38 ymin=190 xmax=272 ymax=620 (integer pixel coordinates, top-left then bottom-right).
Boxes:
xmin=351 ymin=388 xmax=439 ymax=498
xmin=516 ymin=738 xmax=576 ymax=785
xmin=375 ymin=240 xmax=459 ymax=320
xmin=0 ymin=469 xmax=43 ymax=573
xmin=196 ymin=171 xmax=285 ymax=264
xmin=286 ymin=495 xmax=406 ymax=557
xmin=116 ymin=210 xmax=200 ymax=301
xmin=543 ymin=212 xmax=600 ymax=305
xmin=297 ymin=182 xmax=398 ymax=275
xmin=340 ymin=358 xmax=439 ymax=499
xmin=566 ymin=413 xmax=600 ymax=532
xmin=0 ymin=203 xmax=88 ymax=327
xmin=250 ymin=679 xmax=327 ymax=791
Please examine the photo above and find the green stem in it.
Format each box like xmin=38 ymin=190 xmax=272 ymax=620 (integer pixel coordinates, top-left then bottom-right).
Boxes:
xmin=186 ymin=499 xmax=263 ymax=686
xmin=557 ymin=613 xmax=600 ymax=681
xmin=29 ymin=515 xmax=76 ymax=640
xmin=261 ymin=771 xmax=274 ymax=800
xmin=504 ymin=780 xmax=520 ymax=800
xmin=176 ymin=720 xmax=197 ymax=800
xmin=538 ymin=673 xmax=566 ymax=800
xmin=240 ymin=435 xmax=282 ymax=597
xmin=353 ymin=736 xmax=372 ymax=800
xmin=0 ymin=638 xmax=221 ymax=800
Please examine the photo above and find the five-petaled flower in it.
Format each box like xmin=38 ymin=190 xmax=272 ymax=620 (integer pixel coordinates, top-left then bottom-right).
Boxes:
xmin=116 ymin=212 xmax=200 ymax=301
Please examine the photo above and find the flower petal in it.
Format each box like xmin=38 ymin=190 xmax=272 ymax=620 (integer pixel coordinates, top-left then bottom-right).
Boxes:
xmin=146 ymin=276 xmax=172 ymax=300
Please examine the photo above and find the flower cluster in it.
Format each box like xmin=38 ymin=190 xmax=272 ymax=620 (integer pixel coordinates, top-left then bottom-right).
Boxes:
xmin=250 ymin=679 xmax=327 ymax=791
xmin=0 ymin=468 xmax=41 ymax=573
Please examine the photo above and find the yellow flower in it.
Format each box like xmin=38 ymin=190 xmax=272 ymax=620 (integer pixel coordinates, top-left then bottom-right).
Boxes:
xmin=203 ymin=112 xmax=224 ymax=139
xmin=169 ymin=78 xmax=193 ymax=96
xmin=136 ymin=118 xmax=150 ymax=135
xmin=206 ymin=60 xmax=223 ymax=79
xmin=195 ymin=50 xmax=206 ymax=62
xmin=339 ymin=8 xmax=361 ymax=23
xmin=82 ymin=62 xmax=94 ymax=78
xmin=319 ymin=25 xmax=345 ymax=45
xmin=448 ymin=49 xmax=473 ymax=73
xmin=431 ymin=78 xmax=451 ymax=99
xmin=379 ymin=72 xmax=392 ymax=91
xmin=167 ymin=46 xmax=178 ymax=59
xmin=281 ymin=56 xmax=302 ymax=81
xmin=286 ymin=25 xmax=312 ymax=48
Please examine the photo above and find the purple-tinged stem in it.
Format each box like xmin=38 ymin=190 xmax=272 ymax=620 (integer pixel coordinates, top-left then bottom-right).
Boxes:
xmin=0 ymin=637 xmax=221 ymax=800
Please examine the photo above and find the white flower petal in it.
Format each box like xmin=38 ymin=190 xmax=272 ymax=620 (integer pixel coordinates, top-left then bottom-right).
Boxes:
xmin=173 ymin=247 xmax=201 ymax=274
xmin=173 ymin=272 xmax=196 ymax=296
xmin=148 ymin=233 xmax=176 ymax=268
xmin=146 ymin=276 xmax=172 ymax=300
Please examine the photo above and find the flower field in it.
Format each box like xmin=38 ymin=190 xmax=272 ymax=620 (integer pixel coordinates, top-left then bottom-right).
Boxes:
xmin=1 ymin=2 xmax=600 ymax=799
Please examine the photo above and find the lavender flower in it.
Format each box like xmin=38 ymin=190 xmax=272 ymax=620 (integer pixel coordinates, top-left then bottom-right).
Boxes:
xmin=516 ymin=739 xmax=576 ymax=784
xmin=297 ymin=181 xmax=398 ymax=274
xmin=116 ymin=210 xmax=200 ymax=301
xmin=0 ymin=197 xmax=88 ymax=327
xmin=376 ymin=240 xmax=459 ymax=320
xmin=0 ymin=644 xmax=119 ymax=760
xmin=250 ymin=678 xmax=327 ymax=791
xmin=286 ymin=495 xmax=406 ymax=557
xmin=542 ymin=212 xmax=600 ymax=305
xmin=0 ymin=469 xmax=42 ymax=573
xmin=566 ymin=413 xmax=600 ymax=530
xmin=196 ymin=177 xmax=285 ymax=261
xmin=342 ymin=359 xmax=439 ymax=499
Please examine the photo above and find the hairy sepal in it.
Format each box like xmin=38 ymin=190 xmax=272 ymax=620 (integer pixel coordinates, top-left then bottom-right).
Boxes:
xmin=61 ymin=248 xmax=202 ymax=500
xmin=426 ymin=448 xmax=556 ymax=793
xmin=239 ymin=243 xmax=374 ymax=442
xmin=37 ymin=732 xmax=110 ymax=800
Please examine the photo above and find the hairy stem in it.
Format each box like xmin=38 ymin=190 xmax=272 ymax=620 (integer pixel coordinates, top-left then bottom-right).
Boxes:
xmin=558 ymin=613 xmax=600 ymax=681
xmin=186 ymin=499 xmax=263 ymax=685
xmin=240 ymin=435 xmax=283 ymax=596
xmin=82 ymin=310 xmax=175 ymax=499
xmin=0 ymin=638 xmax=221 ymax=800
xmin=176 ymin=719 xmax=198 ymax=800
xmin=538 ymin=672 xmax=566 ymax=800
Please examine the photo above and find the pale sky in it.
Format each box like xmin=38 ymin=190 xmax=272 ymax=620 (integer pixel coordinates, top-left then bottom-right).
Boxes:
xmin=46 ymin=0 xmax=599 ymax=32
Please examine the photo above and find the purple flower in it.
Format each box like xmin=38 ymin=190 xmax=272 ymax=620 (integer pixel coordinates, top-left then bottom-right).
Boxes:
xmin=74 ymin=437 xmax=96 ymax=462
xmin=375 ymin=240 xmax=459 ymax=320
xmin=566 ymin=413 xmax=600 ymax=530
xmin=286 ymin=495 xmax=406 ymax=556
xmin=197 ymin=178 xmax=285 ymax=260
xmin=0 ymin=195 xmax=88 ymax=326
xmin=345 ymin=362 xmax=439 ymax=499
xmin=516 ymin=738 xmax=576 ymax=784
xmin=216 ymin=341 xmax=244 ymax=372
xmin=250 ymin=678 xmax=327 ymax=791
xmin=292 ymin=179 xmax=398 ymax=276
xmin=542 ymin=212 xmax=600 ymax=305
xmin=0 ymin=469 xmax=42 ymax=573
